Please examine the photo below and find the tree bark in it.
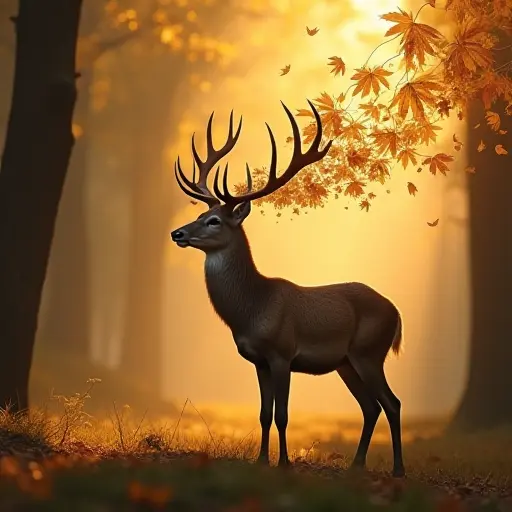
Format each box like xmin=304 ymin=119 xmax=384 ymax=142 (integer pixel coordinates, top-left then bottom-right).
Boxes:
xmin=38 ymin=71 xmax=92 ymax=358
xmin=449 ymin=96 xmax=512 ymax=430
xmin=0 ymin=0 xmax=82 ymax=411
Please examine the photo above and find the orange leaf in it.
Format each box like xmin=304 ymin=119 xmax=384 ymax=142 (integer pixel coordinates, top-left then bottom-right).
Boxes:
xmin=427 ymin=218 xmax=439 ymax=227
xmin=344 ymin=181 xmax=366 ymax=197
xmin=485 ymin=111 xmax=501 ymax=131
xmin=499 ymin=129 xmax=508 ymax=135
xmin=465 ymin=166 xmax=476 ymax=173
xmin=306 ymin=26 xmax=319 ymax=35
xmin=453 ymin=133 xmax=463 ymax=151
xmin=381 ymin=8 xmax=444 ymax=70
xmin=328 ymin=56 xmax=346 ymax=77
xmin=398 ymin=148 xmax=418 ymax=169
xmin=495 ymin=144 xmax=508 ymax=155
xmin=477 ymin=140 xmax=486 ymax=152
xmin=407 ymin=182 xmax=418 ymax=196
xmin=422 ymin=153 xmax=454 ymax=175
xmin=370 ymin=130 xmax=399 ymax=157
xmin=390 ymin=77 xmax=443 ymax=119
xmin=313 ymin=91 xmax=335 ymax=112
xmin=351 ymin=67 xmax=393 ymax=98
xmin=359 ymin=199 xmax=371 ymax=212
xmin=280 ymin=65 xmax=290 ymax=76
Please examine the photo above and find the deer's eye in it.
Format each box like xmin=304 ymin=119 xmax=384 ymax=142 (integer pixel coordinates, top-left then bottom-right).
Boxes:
xmin=206 ymin=216 xmax=221 ymax=227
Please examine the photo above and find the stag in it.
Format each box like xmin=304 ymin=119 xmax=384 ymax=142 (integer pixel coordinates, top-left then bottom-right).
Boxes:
xmin=170 ymin=100 xmax=405 ymax=477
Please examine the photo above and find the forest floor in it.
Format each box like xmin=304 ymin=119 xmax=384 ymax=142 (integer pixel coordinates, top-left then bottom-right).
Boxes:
xmin=0 ymin=384 xmax=512 ymax=511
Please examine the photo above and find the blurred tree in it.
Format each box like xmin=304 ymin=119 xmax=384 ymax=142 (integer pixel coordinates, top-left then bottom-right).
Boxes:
xmin=0 ymin=0 xmax=82 ymax=410
xmin=37 ymin=0 xmax=278 ymax=400
xmin=450 ymin=34 xmax=512 ymax=431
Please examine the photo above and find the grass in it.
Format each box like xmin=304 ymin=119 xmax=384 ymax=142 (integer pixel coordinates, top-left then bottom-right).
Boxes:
xmin=0 ymin=381 xmax=511 ymax=511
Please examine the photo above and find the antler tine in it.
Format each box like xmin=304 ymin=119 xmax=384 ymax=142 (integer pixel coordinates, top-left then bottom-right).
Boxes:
xmin=174 ymin=157 xmax=220 ymax=208
xmin=218 ymin=100 xmax=333 ymax=208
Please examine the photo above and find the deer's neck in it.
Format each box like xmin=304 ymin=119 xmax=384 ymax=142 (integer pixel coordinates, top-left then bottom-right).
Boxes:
xmin=204 ymin=228 xmax=268 ymax=333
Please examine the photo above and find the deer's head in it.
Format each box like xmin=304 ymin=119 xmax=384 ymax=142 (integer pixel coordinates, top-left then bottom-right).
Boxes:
xmin=170 ymin=100 xmax=332 ymax=253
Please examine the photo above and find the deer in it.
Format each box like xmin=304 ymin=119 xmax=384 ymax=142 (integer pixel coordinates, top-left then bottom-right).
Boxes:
xmin=170 ymin=100 xmax=405 ymax=478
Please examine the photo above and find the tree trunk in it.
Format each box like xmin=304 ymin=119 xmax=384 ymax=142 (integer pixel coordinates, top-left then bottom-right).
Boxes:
xmin=450 ymin=98 xmax=512 ymax=430
xmin=38 ymin=71 xmax=92 ymax=359
xmin=0 ymin=0 xmax=82 ymax=411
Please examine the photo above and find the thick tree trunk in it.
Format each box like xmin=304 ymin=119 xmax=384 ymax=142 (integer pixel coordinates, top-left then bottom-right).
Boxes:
xmin=450 ymin=99 xmax=512 ymax=430
xmin=38 ymin=72 xmax=92 ymax=358
xmin=0 ymin=0 xmax=82 ymax=411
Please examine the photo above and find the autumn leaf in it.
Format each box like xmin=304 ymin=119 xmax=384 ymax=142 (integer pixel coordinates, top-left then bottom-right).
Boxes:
xmin=359 ymin=102 xmax=383 ymax=122
xmin=397 ymin=148 xmax=418 ymax=168
xmin=390 ymin=77 xmax=443 ymax=119
xmin=422 ymin=153 xmax=454 ymax=175
xmin=499 ymin=129 xmax=508 ymax=135
xmin=407 ymin=182 xmax=418 ymax=196
xmin=427 ymin=218 xmax=439 ymax=227
xmin=465 ymin=166 xmax=476 ymax=173
xmin=306 ymin=26 xmax=319 ymax=35
xmin=506 ymin=103 xmax=512 ymax=116
xmin=445 ymin=17 xmax=493 ymax=74
xmin=453 ymin=133 xmax=463 ymax=151
xmin=344 ymin=181 xmax=366 ymax=197
xmin=381 ymin=8 xmax=444 ymax=70
xmin=280 ymin=65 xmax=290 ymax=76
xmin=485 ymin=110 xmax=501 ymax=131
xmin=313 ymin=91 xmax=335 ymax=112
xmin=360 ymin=199 xmax=371 ymax=212
xmin=495 ymin=144 xmax=508 ymax=155
xmin=370 ymin=130 xmax=399 ymax=157
xmin=477 ymin=140 xmax=486 ymax=152
xmin=351 ymin=67 xmax=393 ymax=98
xmin=328 ymin=56 xmax=346 ymax=77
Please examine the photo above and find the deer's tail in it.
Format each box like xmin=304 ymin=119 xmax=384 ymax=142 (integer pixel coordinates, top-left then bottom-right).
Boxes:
xmin=391 ymin=313 xmax=403 ymax=356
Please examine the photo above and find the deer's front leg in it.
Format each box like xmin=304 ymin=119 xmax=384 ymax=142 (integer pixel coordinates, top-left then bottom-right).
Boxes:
xmin=255 ymin=362 xmax=274 ymax=464
xmin=269 ymin=357 xmax=291 ymax=467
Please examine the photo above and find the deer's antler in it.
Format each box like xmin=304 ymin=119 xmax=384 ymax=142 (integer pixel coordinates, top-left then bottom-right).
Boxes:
xmin=174 ymin=110 xmax=243 ymax=208
xmin=213 ymin=100 xmax=333 ymax=207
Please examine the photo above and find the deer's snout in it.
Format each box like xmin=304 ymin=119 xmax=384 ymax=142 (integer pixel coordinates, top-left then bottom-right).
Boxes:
xmin=170 ymin=228 xmax=190 ymax=248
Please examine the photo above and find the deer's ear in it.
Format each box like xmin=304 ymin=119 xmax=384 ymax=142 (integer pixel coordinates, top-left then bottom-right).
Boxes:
xmin=232 ymin=202 xmax=251 ymax=225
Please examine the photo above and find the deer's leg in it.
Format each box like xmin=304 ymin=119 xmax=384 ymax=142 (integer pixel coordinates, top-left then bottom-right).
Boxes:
xmin=255 ymin=362 xmax=274 ymax=464
xmin=269 ymin=357 xmax=291 ymax=467
xmin=337 ymin=359 xmax=381 ymax=469
xmin=349 ymin=357 xmax=405 ymax=478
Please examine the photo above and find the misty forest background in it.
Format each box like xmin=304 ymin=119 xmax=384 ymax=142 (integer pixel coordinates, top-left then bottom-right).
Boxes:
xmin=0 ymin=0 xmax=510 ymax=435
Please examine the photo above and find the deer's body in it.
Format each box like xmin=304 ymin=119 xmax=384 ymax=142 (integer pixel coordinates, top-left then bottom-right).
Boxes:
xmin=204 ymin=227 xmax=401 ymax=375
xmin=171 ymin=101 xmax=405 ymax=477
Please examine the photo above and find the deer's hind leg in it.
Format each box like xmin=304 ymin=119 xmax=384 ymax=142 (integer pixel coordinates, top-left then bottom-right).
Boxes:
xmin=337 ymin=359 xmax=381 ymax=470
xmin=348 ymin=355 xmax=405 ymax=477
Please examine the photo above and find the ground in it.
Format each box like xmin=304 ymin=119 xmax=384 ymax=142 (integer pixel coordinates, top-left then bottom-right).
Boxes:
xmin=1 ymin=385 xmax=511 ymax=511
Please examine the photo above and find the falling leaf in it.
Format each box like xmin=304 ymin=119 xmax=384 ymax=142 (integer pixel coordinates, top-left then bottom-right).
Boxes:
xmin=474 ymin=123 xmax=481 ymax=129
xmin=328 ymin=56 xmax=346 ymax=77
xmin=477 ymin=140 xmax=486 ymax=152
xmin=280 ymin=65 xmax=290 ymax=76
xmin=453 ymin=134 xmax=463 ymax=151
xmin=359 ymin=199 xmax=371 ymax=212
xmin=407 ymin=182 xmax=418 ymax=196
xmin=368 ymin=192 xmax=377 ymax=200
xmin=427 ymin=218 xmax=439 ymax=227
xmin=485 ymin=110 xmax=501 ymax=131
xmin=351 ymin=67 xmax=393 ymax=97
xmin=495 ymin=144 xmax=508 ymax=155
xmin=422 ymin=153 xmax=454 ymax=175
xmin=306 ymin=26 xmax=319 ymax=35
xmin=465 ymin=166 xmax=476 ymax=173
xmin=397 ymin=148 xmax=418 ymax=168
xmin=499 ymin=129 xmax=508 ymax=135
xmin=417 ymin=167 xmax=422 ymax=173
xmin=190 ymin=200 xmax=198 ymax=205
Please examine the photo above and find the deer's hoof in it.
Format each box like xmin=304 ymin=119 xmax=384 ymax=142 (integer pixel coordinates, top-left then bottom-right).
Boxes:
xmin=392 ymin=466 xmax=406 ymax=478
